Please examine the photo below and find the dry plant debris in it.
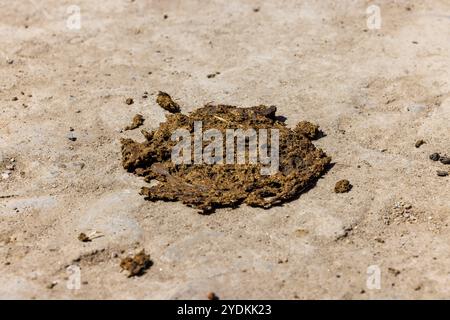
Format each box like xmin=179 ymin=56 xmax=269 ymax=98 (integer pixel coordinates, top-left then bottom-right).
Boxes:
xmin=77 ymin=231 xmax=103 ymax=242
xmin=120 ymin=250 xmax=152 ymax=277
xmin=121 ymin=100 xmax=331 ymax=213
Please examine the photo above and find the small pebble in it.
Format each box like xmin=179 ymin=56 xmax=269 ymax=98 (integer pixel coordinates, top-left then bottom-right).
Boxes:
xmin=46 ymin=281 xmax=58 ymax=289
xmin=6 ymin=59 xmax=14 ymax=65
xmin=125 ymin=98 xmax=134 ymax=105
xmin=440 ymin=157 xmax=450 ymax=165
xmin=11 ymin=97 xmax=18 ymax=101
xmin=429 ymin=153 xmax=440 ymax=161
xmin=436 ymin=170 xmax=448 ymax=177
xmin=1 ymin=172 xmax=10 ymax=180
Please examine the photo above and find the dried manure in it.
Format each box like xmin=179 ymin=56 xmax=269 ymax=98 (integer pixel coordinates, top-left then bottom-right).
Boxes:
xmin=121 ymin=99 xmax=331 ymax=213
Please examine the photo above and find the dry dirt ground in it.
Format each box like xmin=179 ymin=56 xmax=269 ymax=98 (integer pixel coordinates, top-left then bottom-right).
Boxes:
xmin=0 ymin=0 xmax=449 ymax=299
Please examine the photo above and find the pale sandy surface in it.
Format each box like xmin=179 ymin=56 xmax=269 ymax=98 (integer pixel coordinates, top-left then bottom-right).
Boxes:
xmin=0 ymin=0 xmax=449 ymax=299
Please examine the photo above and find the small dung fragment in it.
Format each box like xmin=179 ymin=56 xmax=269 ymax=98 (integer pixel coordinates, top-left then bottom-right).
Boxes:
xmin=440 ymin=156 xmax=450 ymax=165
xmin=125 ymin=98 xmax=134 ymax=105
xmin=78 ymin=233 xmax=91 ymax=242
xmin=12 ymin=97 xmax=18 ymax=101
xmin=429 ymin=153 xmax=440 ymax=161
xmin=207 ymin=292 xmax=219 ymax=300
xmin=415 ymin=139 xmax=426 ymax=148
xmin=335 ymin=179 xmax=352 ymax=193
xmin=125 ymin=114 xmax=145 ymax=131
xmin=156 ymin=91 xmax=180 ymax=113
xmin=295 ymin=121 xmax=321 ymax=139
xmin=120 ymin=249 xmax=152 ymax=277
xmin=436 ymin=170 xmax=448 ymax=177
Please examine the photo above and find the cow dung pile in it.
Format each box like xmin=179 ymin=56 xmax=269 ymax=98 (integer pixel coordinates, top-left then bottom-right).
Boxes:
xmin=121 ymin=99 xmax=331 ymax=213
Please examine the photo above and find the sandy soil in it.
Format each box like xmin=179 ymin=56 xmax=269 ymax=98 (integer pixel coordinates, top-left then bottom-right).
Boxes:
xmin=0 ymin=0 xmax=449 ymax=299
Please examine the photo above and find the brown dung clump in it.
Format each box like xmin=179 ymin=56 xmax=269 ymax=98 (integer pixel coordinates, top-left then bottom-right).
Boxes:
xmin=120 ymin=250 xmax=152 ymax=277
xmin=156 ymin=91 xmax=180 ymax=113
xmin=121 ymin=102 xmax=331 ymax=213
xmin=124 ymin=114 xmax=145 ymax=131
xmin=334 ymin=179 xmax=352 ymax=193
